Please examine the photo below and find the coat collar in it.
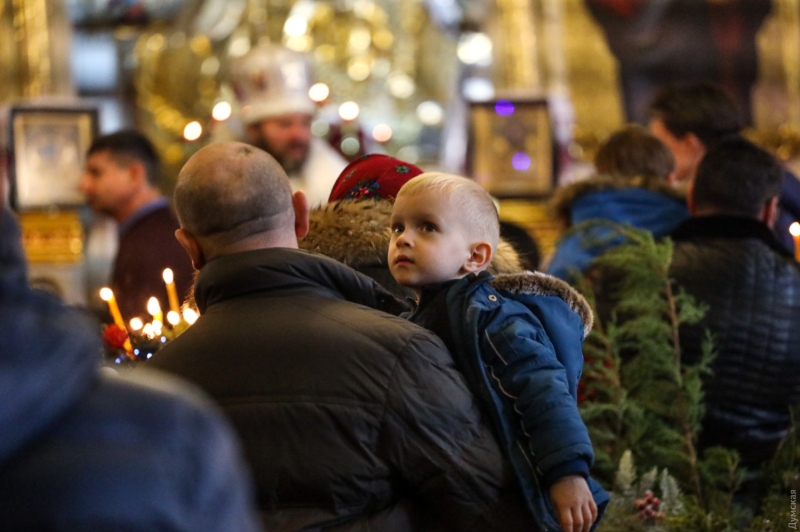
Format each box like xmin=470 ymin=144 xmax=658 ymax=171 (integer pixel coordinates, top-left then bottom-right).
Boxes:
xmin=671 ymin=215 xmax=792 ymax=258
xmin=300 ymin=198 xmax=524 ymax=276
xmin=552 ymin=174 xmax=686 ymax=225
xmin=490 ymin=271 xmax=594 ymax=338
xmin=193 ymin=247 xmax=407 ymax=315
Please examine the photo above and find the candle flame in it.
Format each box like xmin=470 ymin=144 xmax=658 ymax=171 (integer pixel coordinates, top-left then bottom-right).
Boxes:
xmin=182 ymin=308 xmax=199 ymax=325
xmin=162 ymin=268 xmax=174 ymax=284
xmin=791 ymin=222 xmax=800 ymax=237
xmin=129 ymin=318 xmax=143 ymax=331
xmin=147 ymin=297 xmax=162 ymax=316
xmin=99 ymin=287 xmax=113 ymax=301
xmin=167 ymin=311 xmax=181 ymax=325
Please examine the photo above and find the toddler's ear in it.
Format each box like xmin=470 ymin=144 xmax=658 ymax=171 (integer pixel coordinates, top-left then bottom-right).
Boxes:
xmin=462 ymin=242 xmax=493 ymax=273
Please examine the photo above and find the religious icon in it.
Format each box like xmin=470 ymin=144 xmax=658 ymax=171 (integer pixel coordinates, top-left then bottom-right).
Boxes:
xmin=468 ymin=98 xmax=554 ymax=198
xmin=9 ymin=107 xmax=98 ymax=209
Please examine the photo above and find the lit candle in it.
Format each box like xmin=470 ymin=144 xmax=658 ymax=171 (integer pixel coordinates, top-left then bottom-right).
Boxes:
xmin=791 ymin=223 xmax=800 ymax=262
xmin=100 ymin=287 xmax=126 ymax=330
xmin=162 ymin=268 xmax=181 ymax=314
xmin=129 ymin=317 xmax=144 ymax=332
xmin=99 ymin=287 xmax=133 ymax=354
xmin=167 ymin=311 xmax=181 ymax=326
xmin=147 ymin=297 xmax=163 ymax=324
xmin=182 ymin=308 xmax=199 ymax=325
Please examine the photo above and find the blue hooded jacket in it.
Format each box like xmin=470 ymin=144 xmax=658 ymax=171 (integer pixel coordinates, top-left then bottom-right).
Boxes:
xmin=548 ymin=178 xmax=688 ymax=281
xmin=412 ymin=271 xmax=609 ymax=531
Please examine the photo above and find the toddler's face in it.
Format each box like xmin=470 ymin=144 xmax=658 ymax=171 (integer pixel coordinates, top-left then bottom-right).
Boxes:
xmin=389 ymin=189 xmax=474 ymax=292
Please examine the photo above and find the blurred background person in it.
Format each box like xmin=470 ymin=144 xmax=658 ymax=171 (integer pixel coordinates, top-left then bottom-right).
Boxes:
xmin=647 ymin=81 xmax=800 ymax=253
xmin=547 ymin=125 xmax=688 ymax=281
xmin=230 ymin=42 xmax=348 ymax=207
xmin=669 ymin=136 xmax=800 ymax=508
xmin=80 ymin=131 xmax=193 ymax=320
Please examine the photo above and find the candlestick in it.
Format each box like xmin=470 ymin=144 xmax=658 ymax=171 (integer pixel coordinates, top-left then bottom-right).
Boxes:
xmin=162 ymin=268 xmax=181 ymax=314
xmin=100 ymin=287 xmax=125 ymax=330
xmin=99 ymin=287 xmax=133 ymax=354
xmin=147 ymin=297 xmax=163 ymax=324
xmin=791 ymin=223 xmax=800 ymax=262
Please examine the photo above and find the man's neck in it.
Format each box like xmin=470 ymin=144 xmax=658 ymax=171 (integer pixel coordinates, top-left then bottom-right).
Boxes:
xmin=114 ymin=188 xmax=162 ymax=224
xmin=204 ymin=231 xmax=299 ymax=262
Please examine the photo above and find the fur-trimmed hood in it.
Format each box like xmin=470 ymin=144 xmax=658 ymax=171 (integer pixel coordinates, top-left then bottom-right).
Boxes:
xmin=552 ymin=174 xmax=686 ymax=226
xmin=299 ymin=199 xmax=523 ymax=276
xmin=490 ymin=271 xmax=593 ymax=338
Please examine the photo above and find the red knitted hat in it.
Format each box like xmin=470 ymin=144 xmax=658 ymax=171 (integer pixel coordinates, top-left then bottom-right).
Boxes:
xmin=328 ymin=154 xmax=424 ymax=203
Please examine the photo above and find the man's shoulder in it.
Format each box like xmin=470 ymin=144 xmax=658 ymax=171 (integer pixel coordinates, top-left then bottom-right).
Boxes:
xmin=123 ymin=203 xmax=179 ymax=239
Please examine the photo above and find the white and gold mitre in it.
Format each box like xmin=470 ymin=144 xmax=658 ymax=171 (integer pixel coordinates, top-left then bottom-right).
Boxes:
xmin=229 ymin=42 xmax=316 ymax=125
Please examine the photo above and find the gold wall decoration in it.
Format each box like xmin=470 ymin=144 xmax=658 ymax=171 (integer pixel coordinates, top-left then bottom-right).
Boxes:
xmin=0 ymin=0 xmax=73 ymax=102
xmin=18 ymin=210 xmax=83 ymax=264
xmin=492 ymin=0 xmax=540 ymax=92
xmin=134 ymin=0 xmax=457 ymax=188
xmin=498 ymin=199 xmax=562 ymax=260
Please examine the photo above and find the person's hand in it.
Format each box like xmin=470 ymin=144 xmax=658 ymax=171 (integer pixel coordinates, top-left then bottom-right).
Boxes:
xmin=550 ymin=475 xmax=598 ymax=532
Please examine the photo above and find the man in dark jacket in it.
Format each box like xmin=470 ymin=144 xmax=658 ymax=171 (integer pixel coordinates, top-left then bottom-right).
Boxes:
xmin=0 ymin=178 xmax=261 ymax=530
xmin=669 ymin=136 xmax=800 ymax=476
xmin=146 ymin=142 xmax=533 ymax=531
xmin=647 ymin=81 xmax=800 ymax=253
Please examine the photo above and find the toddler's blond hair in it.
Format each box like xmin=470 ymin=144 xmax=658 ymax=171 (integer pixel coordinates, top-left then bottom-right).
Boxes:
xmin=398 ymin=172 xmax=499 ymax=253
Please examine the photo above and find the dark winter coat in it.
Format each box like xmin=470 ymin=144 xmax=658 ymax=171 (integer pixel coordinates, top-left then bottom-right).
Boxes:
xmin=547 ymin=175 xmax=688 ymax=281
xmin=146 ymin=248 xmax=534 ymax=531
xmin=412 ymin=271 xmax=609 ymax=531
xmin=669 ymin=215 xmax=800 ymax=469
xmin=300 ymin=199 xmax=523 ymax=299
xmin=0 ymin=210 xmax=261 ymax=531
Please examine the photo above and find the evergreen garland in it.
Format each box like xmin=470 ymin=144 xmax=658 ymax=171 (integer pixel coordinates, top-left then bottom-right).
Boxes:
xmin=567 ymin=221 xmax=765 ymax=530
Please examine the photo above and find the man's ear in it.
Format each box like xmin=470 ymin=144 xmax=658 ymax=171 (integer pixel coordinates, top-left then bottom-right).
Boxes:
xmin=175 ymin=228 xmax=206 ymax=270
xmin=461 ymin=242 xmax=493 ymax=274
xmin=685 ymin=132 xmax=707 ymax=170
xmin=127 ymin=160 xmax=148 ymax=187
xmin=292 ymin=190 xmax=310 ymax=239
xmin=760 ymin=196 xmax=780 ymax=228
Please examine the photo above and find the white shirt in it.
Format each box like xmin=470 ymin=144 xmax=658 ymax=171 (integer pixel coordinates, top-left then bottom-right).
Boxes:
xmin=287 ymin=139 xmax=348 ymax=207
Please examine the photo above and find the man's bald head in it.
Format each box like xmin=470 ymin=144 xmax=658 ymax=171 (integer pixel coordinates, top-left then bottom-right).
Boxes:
xmin=175 ymin=142 xmax=294 ymax=248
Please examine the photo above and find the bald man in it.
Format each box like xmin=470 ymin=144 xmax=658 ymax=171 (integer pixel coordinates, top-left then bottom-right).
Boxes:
xmin=146 ymin=142 xmax=533 ymax=531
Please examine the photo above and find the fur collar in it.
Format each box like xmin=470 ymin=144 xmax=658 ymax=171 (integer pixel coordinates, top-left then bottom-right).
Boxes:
xmin=490 ymin=271 xmax=594 ymax=338
xmin=299 ymin=199 xmax=523 ymax=275
xmin=552 ymin=174 xmax=686 ymax=225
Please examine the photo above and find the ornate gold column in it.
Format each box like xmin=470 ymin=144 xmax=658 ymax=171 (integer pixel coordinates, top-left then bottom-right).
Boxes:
xmin=777 ymin=0 xmax=800 ymax=127
xmin=0 ymin=0 xmax=73 ymax=102
xmin=492 ymin=0 xmax=541 ymax=93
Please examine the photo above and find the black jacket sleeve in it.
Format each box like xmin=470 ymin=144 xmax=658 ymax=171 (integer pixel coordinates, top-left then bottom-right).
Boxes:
xmin=380 ymin=332 xmax=533 ymax=531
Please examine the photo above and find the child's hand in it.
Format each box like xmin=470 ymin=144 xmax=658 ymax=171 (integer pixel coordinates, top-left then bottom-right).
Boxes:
xmin=550 ymin=475 xmax=598 ymax=532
